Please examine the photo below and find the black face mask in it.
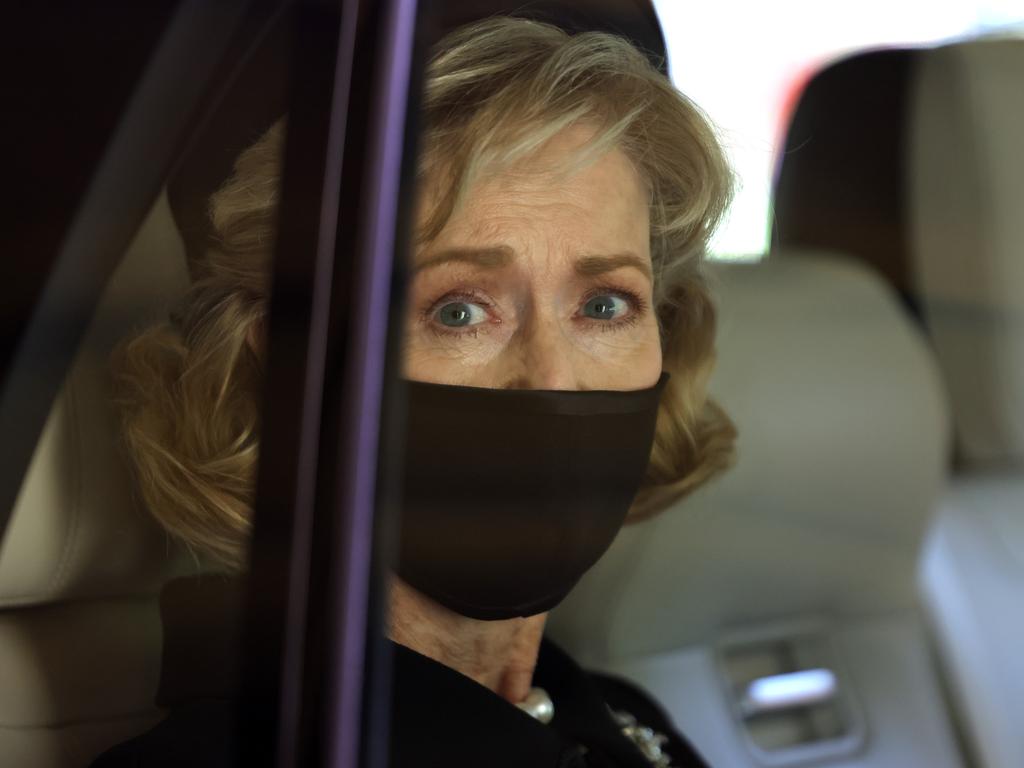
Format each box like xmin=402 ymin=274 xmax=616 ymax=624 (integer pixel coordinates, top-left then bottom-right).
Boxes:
xmin=396 ymin=373 xmax=669 ymax=621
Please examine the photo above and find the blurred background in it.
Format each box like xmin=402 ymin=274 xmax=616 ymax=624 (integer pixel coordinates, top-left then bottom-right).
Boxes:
xmin=653 ymin=0 xmax=1024 ymax=258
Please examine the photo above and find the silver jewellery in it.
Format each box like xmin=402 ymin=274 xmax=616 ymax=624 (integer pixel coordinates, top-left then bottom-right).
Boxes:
xmin=610 ymin=708 xmax=675 ymax=768
xmin=516 ymin=687 xmax=555 ymax=724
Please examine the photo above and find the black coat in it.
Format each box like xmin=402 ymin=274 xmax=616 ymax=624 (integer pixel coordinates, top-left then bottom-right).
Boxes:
xmin=91 ymin=577 xmax=709 ymax=768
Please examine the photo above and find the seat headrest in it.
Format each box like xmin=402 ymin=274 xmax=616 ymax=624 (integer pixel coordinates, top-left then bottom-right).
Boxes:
xmin=771 ymin=48 xmax=918 ymax=300
xmin=549 ymin=253 xmax=951 ymax=663
xmin=0 ymin=193 xmax=192 ymax=608
xmin=909 ymin=38 xmax=1024 ymax=467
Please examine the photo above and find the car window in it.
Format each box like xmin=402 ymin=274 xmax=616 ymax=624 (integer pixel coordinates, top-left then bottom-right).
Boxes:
xmin=3 ymin=3 xmax=1022 ymax=768
xmin=653 ymin=0 xmax=1024 ymax=258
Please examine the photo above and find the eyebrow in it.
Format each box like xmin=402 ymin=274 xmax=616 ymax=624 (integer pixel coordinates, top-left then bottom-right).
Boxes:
xmin=575 ymin=253 xmax=652 ymax=282
xmin=414 ymin=245 xmax=652 ymax=282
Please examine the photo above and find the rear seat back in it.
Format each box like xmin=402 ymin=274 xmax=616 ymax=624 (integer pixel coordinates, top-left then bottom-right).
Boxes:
xmin=910 ymin=38 xmax=1024 ymax=768
xmin=0 ymin=193 xmax=192 ymax=767
xmin=769 ymin=36 xmax=1024 ymax=768
xmin=909 ymin=38 xmax=1024 ymax=468
xmin=550 ymin=254 xmax=950 ymax=661
xmin=550 ymin=254 xmax=961 ymax=767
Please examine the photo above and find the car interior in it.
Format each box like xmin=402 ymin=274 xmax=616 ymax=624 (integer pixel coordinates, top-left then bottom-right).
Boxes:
xmin=551 ymin=32 xmax=1024 ymax=768
xmin=0 ymin=3 xmax=1021 ymax=768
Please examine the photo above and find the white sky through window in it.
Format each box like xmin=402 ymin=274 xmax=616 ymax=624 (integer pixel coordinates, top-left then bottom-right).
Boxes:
xmin=653 ymin=0 xmax=1024 ymax=259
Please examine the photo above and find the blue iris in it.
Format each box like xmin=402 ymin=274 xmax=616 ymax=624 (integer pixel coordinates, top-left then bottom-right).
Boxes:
xmin=583 ymin=295 xmax=622 ymax=320
xmin=438 ymin=302 xmax=474 ymax=327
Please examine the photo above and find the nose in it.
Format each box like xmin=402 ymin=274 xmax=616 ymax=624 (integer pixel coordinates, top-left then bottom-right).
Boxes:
xmin=503 ymin=316 xmax=580 ymax=390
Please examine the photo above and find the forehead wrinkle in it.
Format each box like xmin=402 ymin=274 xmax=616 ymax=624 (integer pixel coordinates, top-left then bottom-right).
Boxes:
xmin=420 ymin=136 xmax=651 ymax=273
xmin=439 ymin=136 xmax=646 ymax=221
xmin=464 ymin=192 xmax=597 ymax=240
xmin=414 ymin=244 xmax=514 ymax=273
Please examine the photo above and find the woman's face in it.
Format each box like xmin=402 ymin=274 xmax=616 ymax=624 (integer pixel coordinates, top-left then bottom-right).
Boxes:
xmin=404 ymin=124 xmax=662 ymax=391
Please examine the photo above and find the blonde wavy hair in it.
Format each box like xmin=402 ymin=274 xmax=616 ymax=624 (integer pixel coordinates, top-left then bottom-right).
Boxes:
xmin=115 ymin=17 xmax=736 ymax=571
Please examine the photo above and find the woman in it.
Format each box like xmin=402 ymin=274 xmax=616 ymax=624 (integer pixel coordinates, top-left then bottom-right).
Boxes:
xmin=94 ymin=16 xmax=734 ymax=768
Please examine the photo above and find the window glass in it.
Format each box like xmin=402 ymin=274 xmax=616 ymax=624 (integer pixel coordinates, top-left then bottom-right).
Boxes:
xmin=654 ymin=0 xmax=1024 ymax=258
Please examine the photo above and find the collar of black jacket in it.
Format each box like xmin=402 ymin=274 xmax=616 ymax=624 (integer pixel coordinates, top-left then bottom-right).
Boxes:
xmin=155 ymin=574 xmax=670 ymax=767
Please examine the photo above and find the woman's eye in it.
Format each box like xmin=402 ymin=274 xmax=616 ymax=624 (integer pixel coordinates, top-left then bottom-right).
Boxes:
xmin=582 ymin=294 xmax=629 ymax=321
xmin=435 ymin=301 xmax=487 ymax=328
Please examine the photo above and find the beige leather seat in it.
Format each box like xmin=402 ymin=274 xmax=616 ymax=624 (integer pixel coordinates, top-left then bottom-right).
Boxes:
xmin=741 ymin=33 xmax=1023 ymax=767
xmin=911 ymin=38 xmax=1024 ymax=768
xmin=549 ymin=254 xmax=963 ymax=767
xmin=0 ymin=193 xmax=192 ymax=767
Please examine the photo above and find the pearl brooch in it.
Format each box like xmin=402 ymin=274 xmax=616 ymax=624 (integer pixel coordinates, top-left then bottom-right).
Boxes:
xmin=515 ymin=687 xmax=555 ymax=724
